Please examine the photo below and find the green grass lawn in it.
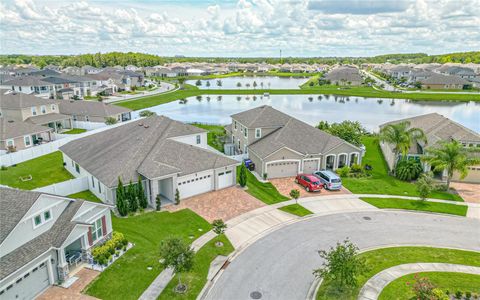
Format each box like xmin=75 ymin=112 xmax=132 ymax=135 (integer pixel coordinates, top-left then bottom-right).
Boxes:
xmin=85 ymin=209 xmax=211 ymax=300
xmin=237 ymin=167 xmax=289 ymax=204
xmin=191 ymin=123 xmax=226 ymax=153
xmin=0 ymin=151 xmax=73 ymax=190
xmin=360 ymin=197 xmax=468 ymax=216
xmin=62 ymin=128 xmax=87 ymax=134
xmin=278 ymin=203 xmax=313 ymax=217
xmin=67 ymin=190 xmax=102 ymax=203
xmin=379 ymin=272 xmax=480 ymax=300
xmin=342 ymin=136 xmax=463 ymax=201
xmin=158 ymin=234 xmax=234 ymax=300
xmin=316 ymin=247 xmax=480 ymax=300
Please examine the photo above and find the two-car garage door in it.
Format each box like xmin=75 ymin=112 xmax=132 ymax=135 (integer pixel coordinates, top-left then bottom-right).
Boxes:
xmin=266 ymin=161 xmax=299 ymax=179
xmin=1 ymin=261 xmax=50 ymax=300
xmin=178 ymin=174 xmax=213 ymax=199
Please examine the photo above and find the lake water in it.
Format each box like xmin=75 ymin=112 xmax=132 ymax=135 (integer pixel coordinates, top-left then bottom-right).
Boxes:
xmin=133 ymin=94 xmax=480 ymax=133
xmin=185 ymin=76 xmax=309 ymax=89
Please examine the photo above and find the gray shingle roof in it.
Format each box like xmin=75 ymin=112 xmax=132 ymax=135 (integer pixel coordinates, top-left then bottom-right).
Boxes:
xmin=231 ymin=105 xmax=291 ymax=128
xmin=380 ymin=113 xmax=480 ymax=150
xmin=25 ymin=113 xmax=71 ymax=125
xmin=60 ymin=116 xmax=236 ymax=187
xmin=0 ymin=188 xmax=42 ymax=244
xmin=2 ymin=76 xmax=52 ymax=86
xmin=58 ymin=100 xmax=131 ymax=118
xmin=0 ymin=190 xmax=84 ymax=280
xmin=248 ymin=116 xmax=357 ymax=159
xmin=420 ymin=74 xmax=469 ymax=85
xmin=0 ymin=91 xmax=58 ymax=109
xmin=0 ymin=118 xmax=53 ymax=140
xmin=325 ymin=66 xmax=362 ymax=82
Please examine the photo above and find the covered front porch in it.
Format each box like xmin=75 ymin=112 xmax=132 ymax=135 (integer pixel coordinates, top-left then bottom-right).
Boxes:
xmin=26 ymin=113 xmax=73 ymax=134
xmin=149 ymin=176 xmax=176 ymax=207
xmin=57 ymin=234 xmax=89 ymax=282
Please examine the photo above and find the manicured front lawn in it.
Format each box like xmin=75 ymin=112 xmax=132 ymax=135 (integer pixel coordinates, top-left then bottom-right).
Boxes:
xmin=85 ymin=209 xmax=211 ymax=300
xmin=62 ymin=128 xmax=87 ymax=134
xmin=278 ymin=203 xmax=313 ymax=217
xmin=379 ymin=272 xmax=480 ymax=300
xmin=360 ymin=197 xmax=468 ymax=216
xmin=158 ymin=234 xmax=234 ymax=300
xmin=237 ymin=167 xmax=289 ymax=204
xmin=0 ymin=151 xmax=73 ymax=190
xmin=342 ymin=136 xmax=463 ymax=201
xmin=191 ymin=123 xmax=226 ymax=153
xmin=67 ymin=190 xmax=102 ymax=203
xmin=316 ymin=247 xmax=480 ymax=300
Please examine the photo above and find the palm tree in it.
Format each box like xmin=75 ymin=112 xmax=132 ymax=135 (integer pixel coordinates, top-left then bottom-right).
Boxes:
xmin=379 ymin=121 xmax=426 ymax=171
xmin=422 ymin=141 xmax=480 ymax=190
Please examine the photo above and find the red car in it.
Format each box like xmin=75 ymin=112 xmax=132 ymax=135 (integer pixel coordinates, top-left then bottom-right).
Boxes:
xmin=295 ymin=174 xmax=323 ymax=192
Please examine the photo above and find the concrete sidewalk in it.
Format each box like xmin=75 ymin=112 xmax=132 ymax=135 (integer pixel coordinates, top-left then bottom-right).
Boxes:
xmin=358 ymin=263 xmax=480 ymax=300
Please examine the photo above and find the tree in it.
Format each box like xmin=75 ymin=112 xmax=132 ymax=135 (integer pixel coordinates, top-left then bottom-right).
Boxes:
xmin=409 ymin=274 xmax=436 ymax=300
xmin=236 ymin=82 xmax=242 ymax=87
xmin=239 ymin=164 xmax=247 ymax=187
xmin=116 ymin=178 xmax=128 ymax=216
xmin=175 ymin=188 xmax=180 ymax=205
xmin=105 ymin=117 xmax=118 ymax=125
xmin=289 ymin=189 xmax=300 ymax=204
xmin=379 ymin=121 xmax=426 ymax=171
xmin=216 ymin=80 xmax=222 ymax=87
xmin=416 ymin=172 xmax=434 ymax=201
xmin=317 ymin=121 xmax=330 ymax=131
xmin=177 ymin=77 xmax=186 ymax=89
xmin=159 ymin=238 xmax=195 ymax=293
xmin=156 ymin=194 xmax=161 ymax=211
xmin=206 ymin=81 xmax=211 ymax=88
xmin=137 ymin=177 xmax=148 ymax=209
xmin=313 ymin=239 xmax=368 ymax=290
xmin=253 ymin=81 xmax=257 ymax=89
xmin=317 ymin=120 xmax=366 ymax=147
xmin=422 ymin=140 xmax=480 ymax=190
xmin=395 ymin=159 xmax=423 ymax=181
xmin=139 ymin=110 xmax=156 ymax=117
xmin=212 ymin=219 xmax=227 ymax=235
xmin=127 ymin=181 xmax=138 ymax=212
xmin=195 ymin=79 xmax=202 ymax=86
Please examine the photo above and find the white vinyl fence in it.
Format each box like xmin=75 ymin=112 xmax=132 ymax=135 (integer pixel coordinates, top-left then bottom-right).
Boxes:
xmin=0 ymin=118 xmax=141 ymax=167
xmin=33 ymin=177 xmax=89 ymax=196
xmin=73 ymin=121 xmax=107 ymax=130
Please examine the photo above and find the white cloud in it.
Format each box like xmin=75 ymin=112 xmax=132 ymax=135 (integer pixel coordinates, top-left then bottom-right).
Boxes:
xmin=0 ymin=0 xmax=478 ymax=56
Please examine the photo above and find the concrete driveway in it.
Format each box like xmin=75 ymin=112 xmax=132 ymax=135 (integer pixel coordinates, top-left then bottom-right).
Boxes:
xmin=270 ymin=177 xmax=351 ymax=198
xmin=450 ymin=182 xmax=480 ymax=203
xmin=165 ymin=186 xmax=265 ymax=222
xmin=205 ymin=211 xmax=480 ymax=300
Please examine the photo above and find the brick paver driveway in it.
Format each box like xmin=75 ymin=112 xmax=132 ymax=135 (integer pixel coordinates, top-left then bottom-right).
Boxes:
xmin=270 ymin=177 xmax=351 ymax=198
xmin=165 ymin=186 xmax=265 ymax=222
xmin=450 ymin=182 xmax=480 ymax=203
xmin=38 ymin=268 xmax=99 ymax=300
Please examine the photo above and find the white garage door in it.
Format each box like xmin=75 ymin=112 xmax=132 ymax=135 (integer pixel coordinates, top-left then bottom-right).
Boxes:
xmin=218 ymin=170 xmax=233 ymax=189
xmin=267 ymin=161 xmax=299 ymax=179
xmin=178 ymin=174 xmax=213 ymax=199
xmin=303 ymin=160 xmax=319 ymax=174
xmin=2 ymin=262 xmax=50 ymax=300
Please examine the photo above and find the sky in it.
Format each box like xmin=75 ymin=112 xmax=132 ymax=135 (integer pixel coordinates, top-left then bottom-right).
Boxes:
xmin=0 ymin=0 xmax=479 ymax=57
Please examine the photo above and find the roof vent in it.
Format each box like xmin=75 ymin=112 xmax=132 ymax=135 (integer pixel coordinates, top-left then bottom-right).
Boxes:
xmin=144 ymin=125 xmax=149 ymax=128
xmin=7 ymin=120 xmax=14 ymax=123
xmin=138 ymin=123 xmax=144 ymax=126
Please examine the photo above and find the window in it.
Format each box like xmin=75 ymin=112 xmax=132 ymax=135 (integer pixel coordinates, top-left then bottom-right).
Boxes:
xmin=244 ymin=145 xmax=248 ymax=154
xmin=73 ymin=115 xmax=77 ymax=121
xmin=244 ymin=127 xmax=247 ymax=138
xmin=91 ymin=176 xmax=95 ymax=188
xmin=85 ymin=115 xmax=89 ymax=121
xmin=234 ymin=121 xmax=237 ymax=130
xmin=51 ymin=104 xmax=56 ymax=111
xmin=6 ymin=139 xmax=14 ymax=147
xmin=92 ymin=218 xmax=103 ymax=242
xmin=24 ymin=135 xmax=31 ymax=147
xmin=31 ymin=107 xmax=37 ymax=116
xmin=196 ymin=135 xmax=201 ymax=144
xmin=255 ymin=128 xmax=261 ymax=138
xmin=34 ymin=215 xmax=42 ymax=226
xmin=44 ymin=210 xmax=51 ymax=221
xmin=75 ymin=163 xmax=80 ymax=173
xmin=33 ymin=209 xmax=52 ymax=228
xmin=98 ymin=181 xmax=102 ymax=193
xmin=41 ymin=106 xmax=46 ymax=114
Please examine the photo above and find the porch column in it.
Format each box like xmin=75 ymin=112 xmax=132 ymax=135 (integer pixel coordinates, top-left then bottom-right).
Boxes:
xmin=151 ymin=179 xmax=159 ymax=206
xmin=47 ymin=257 xmax=55 ymax=284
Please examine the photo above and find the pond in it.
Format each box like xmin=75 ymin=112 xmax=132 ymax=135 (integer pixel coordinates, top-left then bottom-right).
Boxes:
xmin=133 ymin=94 xmax=480 ymax=132
xmin=185 ymin=76 xmax=309 ymax=89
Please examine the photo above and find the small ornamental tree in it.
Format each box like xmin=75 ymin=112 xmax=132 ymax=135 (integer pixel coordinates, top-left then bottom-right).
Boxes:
xmin=156 ymin=194 xmax=161 ymax=211
xmin=416 ymin=172 xmax=434 ymax=201
xmin=239 ymin=164 xmax=247 ymax=187
xmin=409 ymin=274 xmax=436 ymax=300
xmin=175 ymin=188 xmax=180 ymax=205
xmin=105 ymin=116 xmax=118 ymax=125
xmin=137 ymin=177 xmax=148 ymax=209
xmin=116 ymin=178 xmax=128 ymax=216
xmin=289 ymin=189 xmax=300 ymax=204
xmin=212 ymin=219 xmax=227 ymax=235
xmin=127 ymin=181 xmax=138 ymax=212
xmin=313 ymin=239 xmax=368 ymax=291
xmin=195 ymin=79 xmax=202 ymax=86
xmin=159 ymin=238 xmax=195 ymax=293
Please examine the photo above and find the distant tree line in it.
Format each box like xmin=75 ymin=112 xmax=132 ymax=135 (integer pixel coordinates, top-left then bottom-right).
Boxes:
xmin=1 ymin=51 xmax=479 ymax=68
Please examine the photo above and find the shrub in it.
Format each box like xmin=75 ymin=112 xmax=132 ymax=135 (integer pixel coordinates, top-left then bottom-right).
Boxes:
xmin=410 ymin=274 xmax=435 ymax=300
xmin=0 ymin=165 xmax=7 ymax=171
xmin=337 ymin=166 xmax=350 ymax=178
xmin=432 ymin=288 xmax=449 ymax=300
xmin=139 ymin=110 xmax=156 ymax=117
xmin=175 ymin=188 xmax=180 ymax=205
xmin=239 ymin=164 xmax=247 ymax=187
xmin=416 ymin=172 xmax=434 ymax=200
xmin=105 ymin=116 xmax=118 ymax=125
xmin=212 ymin=219 xmax=227 ymax=235
xmin=395 ymin=159 xmax=423 ymax=181
xmin=92 ymin=231 xmax=128 ymax=265
xmin=351 ymin=164 xmax=363 ymax=173
xmin=466 ymin=291 xmax=472 ymax=299
xmin=455 ymin=291 xmax=463 ymax=299
xmin=156 ymin=194 xmax=161 ymax=211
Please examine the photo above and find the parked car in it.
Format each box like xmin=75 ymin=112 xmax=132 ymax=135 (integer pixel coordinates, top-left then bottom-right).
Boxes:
xmin=295 ymin=174 xmax=323 ymax=192
xmin=313 ymin=170 xmax=342 ymax=190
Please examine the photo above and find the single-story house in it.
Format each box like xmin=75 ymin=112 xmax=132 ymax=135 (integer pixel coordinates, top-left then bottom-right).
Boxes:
xmin=419 ymin=74 xmax=471 ymax=89
xmin=325 ymin=66 xmax=363 ymax=86
xmin=58 ymin=100 xmax=132 ymax=123
xmin=59 ymin=116 xmax=239 ymax=205
xmin=0 ymin=118 xmax=53 ymax=152
xmin=379 ymin=113 xmax=480 ymax=183
xmin=0 ymin=188 xmax=113 ymax=299
xmin=225 ymin=105 xmax=364 ymax=179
